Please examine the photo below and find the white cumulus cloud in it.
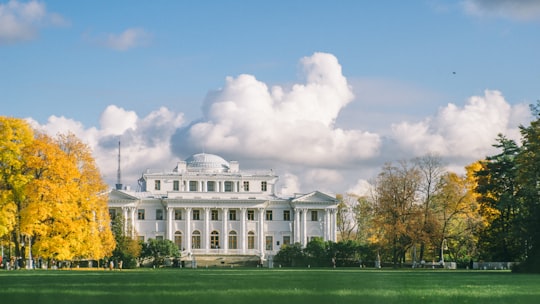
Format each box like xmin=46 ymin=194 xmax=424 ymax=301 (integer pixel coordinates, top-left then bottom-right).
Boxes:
xmin=180 ymin=52 xmax=381 ymax=166
xmin=27 ymin=53 xmax=534 ymax=196
xmin=0 ymin=0 xmax=67 ymax=45
xmin=31 ymin=106 xmax=184 ymax=189
xmin=391 ymin=90 xmax=530 ymax=160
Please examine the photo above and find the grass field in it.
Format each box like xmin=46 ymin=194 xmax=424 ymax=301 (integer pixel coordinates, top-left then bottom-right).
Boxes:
xmin=1 ymin=268 xmax=539 ymax=304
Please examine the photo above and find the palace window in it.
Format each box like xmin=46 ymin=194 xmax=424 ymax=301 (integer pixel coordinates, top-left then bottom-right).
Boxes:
xmin=311 ymin=210 xmax=318 ymax=221
xmin=207 ymin=181 xmax=216 ymax=192
xmin=266 ymin=210 xmax=273 ymax=221
xmin=261 ymin=181 xmax=267 ymax=191
xmin=174 ymin=231 xmax=182 ymax=250
xmin=228 ymin=231 xmax=237 ymax=249
xmin=192 ymin=210 xmax=200 ymax=221
xmin=265 ymin=236 xmax=273 ymax=251
xmin=243 ymin=181 xmax=249 ymax=192
xmin=174 ymin=210 xmax=182 ymax=220
xmin=156 ymin=236 xmax=164 ymax=241
xmin=156 ymin=209 xmax=163 ymax=220
xmin=173 ymin=180 xmax=179 ymax=191
xmin=211 ymin=209 xmax=219 ymax=221
xmin=192 ymin=231 xmax=201 ymax=249
xmin=155 ymin=180 xmax=161 ymax=190
xmin=210 ymin=230 xmax=220 ymax=249
xmin=137 ymin=209 xmax=145 ymax=220
xmin=248 ymin=231 xmax=255 ymax=249
xmin=247 ymin=210 xmax=255 ymax=221
xmin=283 ymin=210 xmax=291 ymax=221
xmin=189 ymin=181 xmax=197 ymax=192
xmin=224 ymin=181 xmax=233 ymax=192
xmin=229 ymin=210 xmax=237 ymax=221
xmin=283 ymin=236 xmax=291 ymax=246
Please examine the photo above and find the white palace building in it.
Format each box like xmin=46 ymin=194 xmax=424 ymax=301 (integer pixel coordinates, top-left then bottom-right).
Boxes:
xmin=108 ymin=153 xmax=338 ymax=264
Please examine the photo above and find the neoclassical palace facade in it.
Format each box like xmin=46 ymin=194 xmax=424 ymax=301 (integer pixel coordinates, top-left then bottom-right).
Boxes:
xmin=108 ymin=153 xmax=338 ymax=261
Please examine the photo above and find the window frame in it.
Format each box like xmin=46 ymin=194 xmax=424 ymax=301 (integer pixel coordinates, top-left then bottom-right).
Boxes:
xmin=247 ymin=210 xmax=255 ymax=221
xmin=229 ymin=209 xmax=237 ymax=221
xmin=137 ymin=209 xmax=145 ymax=220
xmin=156 ymin=209 xmax=164 ymax=220
xmin=174 ymin=209 xmax=182 ymax=220
xmin=283 ymin=210 xmax=291 ymax=221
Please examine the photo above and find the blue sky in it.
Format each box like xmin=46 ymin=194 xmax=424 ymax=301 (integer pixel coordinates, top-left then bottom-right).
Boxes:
xmin=1 ymin=0 xmax=539 ymax=195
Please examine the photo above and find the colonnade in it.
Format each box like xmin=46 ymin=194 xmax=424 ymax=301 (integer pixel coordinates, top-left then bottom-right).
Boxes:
xmin=121 ymin=205 xmax=337 ymax=257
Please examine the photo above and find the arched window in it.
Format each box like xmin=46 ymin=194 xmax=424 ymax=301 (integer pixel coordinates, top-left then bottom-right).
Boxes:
xmin=248 ymin=231 xmax=255 ymax=249
xmin=228 ymin=231 xmax=237 ymax=249
xmin=210 ymin=230 xmax=220 ymax=249
xmin=192 ymin=230 xmax=201 ymax=249
xmin=174 ymin=231 xmax=182 ymax=250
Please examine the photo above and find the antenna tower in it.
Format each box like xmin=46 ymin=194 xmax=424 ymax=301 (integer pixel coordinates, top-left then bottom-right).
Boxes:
xmin=115 ymin=141 xmax=123 ymax=190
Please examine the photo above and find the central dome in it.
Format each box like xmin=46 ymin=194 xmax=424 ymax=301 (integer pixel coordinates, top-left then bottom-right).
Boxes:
xmin=185 ymin=153 xmax=230 ymax=172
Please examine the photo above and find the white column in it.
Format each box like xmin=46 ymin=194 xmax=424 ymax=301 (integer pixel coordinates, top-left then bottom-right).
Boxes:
xmin=122 ymin=207 xmax=129 ymax=234
xmin=258 ymin=208 xmax=265 ymax=259
xmin=167 ymin=207 xmax=174 ymax=241
xmin=331 ymin=208 xmax=337 ymax=242
xmin=240 ymin=208 xmax=247 ymax=254
xmin=323 ymin=209 xmax=329 ymax=241
xmin=294 ymin=208 xmax=300 ymax=243
xmin=185 ymin=208 xmax=192 ymax=252
xmin=130 ymin=207 xmax=136 ymax=238
xmin=222 ymin=208 xmax=228 ymax=253
xmin=204 ymin=208 xmax=210 ymax=254
xmin=302 ymin=208 xmax=308 ymax=246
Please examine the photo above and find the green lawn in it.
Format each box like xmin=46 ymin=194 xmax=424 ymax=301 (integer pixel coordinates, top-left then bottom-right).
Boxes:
xmin=1 ymin=268 xmax=539 ymax=304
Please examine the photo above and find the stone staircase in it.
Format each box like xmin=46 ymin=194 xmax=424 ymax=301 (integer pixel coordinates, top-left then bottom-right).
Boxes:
xmin=189 ymin=255 xmax=261 ymax=268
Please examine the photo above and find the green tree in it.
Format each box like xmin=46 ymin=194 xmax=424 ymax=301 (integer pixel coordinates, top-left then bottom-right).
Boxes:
xmin=514 ymin=102 xmax=540 ymax=272
xmin=141 ymin=238 xmax=179 ymax=267
xmin=274 ymin=242 xmax=304 ymax=267
xmin=111 ymin=215 xmax=141 ymax=268
xmin=475 ymin=134 xmax=524 ymax=261
xmin=304 ymin=237 xmax=329 ymax=266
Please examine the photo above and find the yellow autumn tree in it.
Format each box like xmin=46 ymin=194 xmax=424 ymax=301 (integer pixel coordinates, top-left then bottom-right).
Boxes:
xmin=0 ymin=117 xmax=35 ymax=253
xmin=1 ymin=116 xmax=115 ymax=263
xmin=433 ymin=171 xmax=484 ymax=262
xmin=55 ymin=133 xmax=115 ymax=260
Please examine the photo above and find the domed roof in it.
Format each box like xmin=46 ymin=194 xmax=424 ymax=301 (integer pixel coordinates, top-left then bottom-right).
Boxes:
xmin=184 ymin=153 xmax=230 ymax=172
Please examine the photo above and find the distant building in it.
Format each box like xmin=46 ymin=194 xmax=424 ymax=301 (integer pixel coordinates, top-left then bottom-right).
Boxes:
xmin=108 ymin=153 xmax=338 ymax=262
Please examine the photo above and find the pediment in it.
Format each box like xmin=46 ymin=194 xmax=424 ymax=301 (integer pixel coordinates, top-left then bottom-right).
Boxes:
xmin=108 ymin=189 xmax=139 ymax=201
xmin=291 ymin=191 xmax=337 ymax=204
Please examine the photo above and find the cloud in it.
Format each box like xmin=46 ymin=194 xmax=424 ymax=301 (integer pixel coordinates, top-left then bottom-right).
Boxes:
xmin=0 ymin=0 xmax=67 ymax=45
xmin=27 ymin=53 xmax=532 ymax=197
xmin=100 ymin=27 xmax=151 ymax=51
xmin=390 ymin=89 xmax=530 ymax=160
xmin=30 ymin=106 xmax=184 ymax=190
xmin=174 ymin=52 xmax=381 ymax=166
xmin=462 ymin=0 xmax=540 ymax=21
